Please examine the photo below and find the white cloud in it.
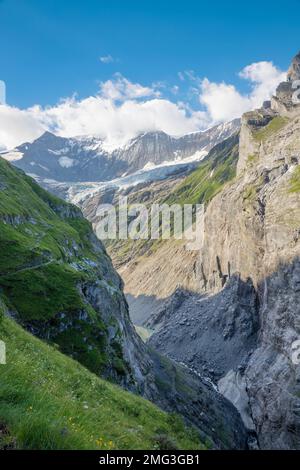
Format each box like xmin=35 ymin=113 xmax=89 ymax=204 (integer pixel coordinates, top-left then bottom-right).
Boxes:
xmin=239 ymin=61 xmax=286 ymax=107
xmin=199 ymin=80 xmax=250 ymax=122
xmin=0 ymin=104 xmax=46 ymax=150
xmin=199 ymin=61 xmax=286 ymax=122
xmin=0 ymin=61 xmax=286 ymax=152
xmin=99 ymin=74 xmax=160 ymax=101
xmin=99 ymin=55 xmax=115 ymax=64
xmin=42 ymin=96 xmax=208 ymax=151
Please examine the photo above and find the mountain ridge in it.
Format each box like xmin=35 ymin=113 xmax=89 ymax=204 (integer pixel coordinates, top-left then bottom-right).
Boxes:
xmin=1 ymin=120 xmax=240 ymax=183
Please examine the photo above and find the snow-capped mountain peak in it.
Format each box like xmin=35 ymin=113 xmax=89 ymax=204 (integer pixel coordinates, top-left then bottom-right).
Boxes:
xmin=1 ymin=119 xmax=240 ymax=183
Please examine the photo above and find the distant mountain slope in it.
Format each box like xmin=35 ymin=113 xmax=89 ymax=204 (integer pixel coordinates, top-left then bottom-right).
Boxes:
xmin=76 ymin=133 xmax=239 ymax=327
xmin=115 ymin=120 xmax=240 ymax=171
xmin=164 ymin=133 xmax=239 ymax=206
xmin=80 ymin=132 xmax=239 ymax=265
xmin=1 ymin=120 xmax=240 ymax=183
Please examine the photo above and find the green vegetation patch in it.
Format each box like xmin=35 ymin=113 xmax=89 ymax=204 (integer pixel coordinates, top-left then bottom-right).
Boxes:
xmin=165 ymin=133 xmax=239 ymax=207
xmin=253 ymin=116 xmax=289 ymax=142
xmin=289 ymin=165 xmax=300 ymax=193
xmin=0 ymin=156 xmax=126 ymax=378
xmin=0 ymin=262 xmax=84 ymax=321
xmin=246 ymin=154 xmax=259 ymax=167
xmin=0 ymin=315 xmax=203 ymax=450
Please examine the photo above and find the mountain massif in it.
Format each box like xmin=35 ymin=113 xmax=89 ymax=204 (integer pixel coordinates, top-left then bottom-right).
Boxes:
xmin=1 ymin=120 xmax=240 ymax=183
xmin=2 ymin=51 xmax=300 ymax=451
xmin=0 ymin=156 xmax=247 ymax=450
xmin=74 ymin=52 xmax=300 ymax=449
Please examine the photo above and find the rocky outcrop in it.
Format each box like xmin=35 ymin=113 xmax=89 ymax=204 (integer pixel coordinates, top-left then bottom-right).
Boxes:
xmin=287 ymin=51 xmax=300 ymax=82
xmin=246 ymin=259 xmax=300 ymax=449
xmin=270 ymin=51 xmax=300 ymax=118
xmin=194 ymin=56 xmax=300 ymax=448
xmin=237 ymin=106 xmax=276 ymax=175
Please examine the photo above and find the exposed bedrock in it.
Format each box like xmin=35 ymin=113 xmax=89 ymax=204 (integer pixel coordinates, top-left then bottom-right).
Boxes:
xmin=150 ymin=54 xmax=300 ymax=448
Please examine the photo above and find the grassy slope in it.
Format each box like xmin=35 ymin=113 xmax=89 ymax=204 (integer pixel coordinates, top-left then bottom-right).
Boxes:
xmin=0 ymin=157 xmax=126 ymax=376
xmin=165 ymin=133 xmax=239 ymax=207
xmin=253 ymin=116 xmax=289 ymax=142
xmin=0 ymin=304 xmax=202 ymax=450
xmin=289 ymin=166 xmax=300 ymax=193
xmin=0 ymin=157 xmax=98 ymax=313
xmin=0 ymin=157 xmax=208 ymax=451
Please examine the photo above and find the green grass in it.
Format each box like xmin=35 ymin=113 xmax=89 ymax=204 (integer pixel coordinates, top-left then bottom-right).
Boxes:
xmin=0 ymin=312 xmax=203 ymax=450
xmin=243 ymin=184 xmax=258 ymax=202
xmin=242 ymin=174 xmax=266 ymax=206
xmin=289 ymin=166 xmax=300 ymax=193
xmin=0 ymin=156 xmax=127 ymax=378
xmin=0 ymin=263 xmax=84 ymax=321
xmin=253 ymin=116 xmax=289 ymax=142
xmin=246 ymin=154 xmax=259 ymax=167
xmin=165 ymin=133 xmax=239 ymax=207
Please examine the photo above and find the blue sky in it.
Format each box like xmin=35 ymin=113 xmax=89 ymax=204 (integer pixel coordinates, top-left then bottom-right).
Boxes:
xmin=0 ymin=0 xmax=298 ymax=151
xmin=0 ymin=0 xmax=299 ymax=108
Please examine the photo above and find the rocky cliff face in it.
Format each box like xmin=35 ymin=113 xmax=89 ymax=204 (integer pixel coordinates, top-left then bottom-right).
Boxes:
xmin=246 ymin=259 xmax=300 ymax=449
xmin=287 ymin=51 xmax=300 ymax=81
xmin=149 ymin=52 xmax=300 ymax=449
xmin=270 ymin=51 xmax=300 ymax=119
xmin=203 ymin=81 xmax=300 ymax=295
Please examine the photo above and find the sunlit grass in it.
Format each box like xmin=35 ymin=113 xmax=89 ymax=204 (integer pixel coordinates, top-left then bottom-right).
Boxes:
xmin=0 ymin=314 xmax=203 ymax=450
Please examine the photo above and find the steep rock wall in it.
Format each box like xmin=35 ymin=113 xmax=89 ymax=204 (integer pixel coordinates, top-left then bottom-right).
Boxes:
xmin=196 ymin=79 xmax=300 ymax=447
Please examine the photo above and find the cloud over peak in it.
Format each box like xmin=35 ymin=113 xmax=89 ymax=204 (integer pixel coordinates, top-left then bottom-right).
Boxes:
xmin=99 ymin=74 xmax=160 ymax=101
xmin=0 ymin=61 xmax=286 ymax=152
